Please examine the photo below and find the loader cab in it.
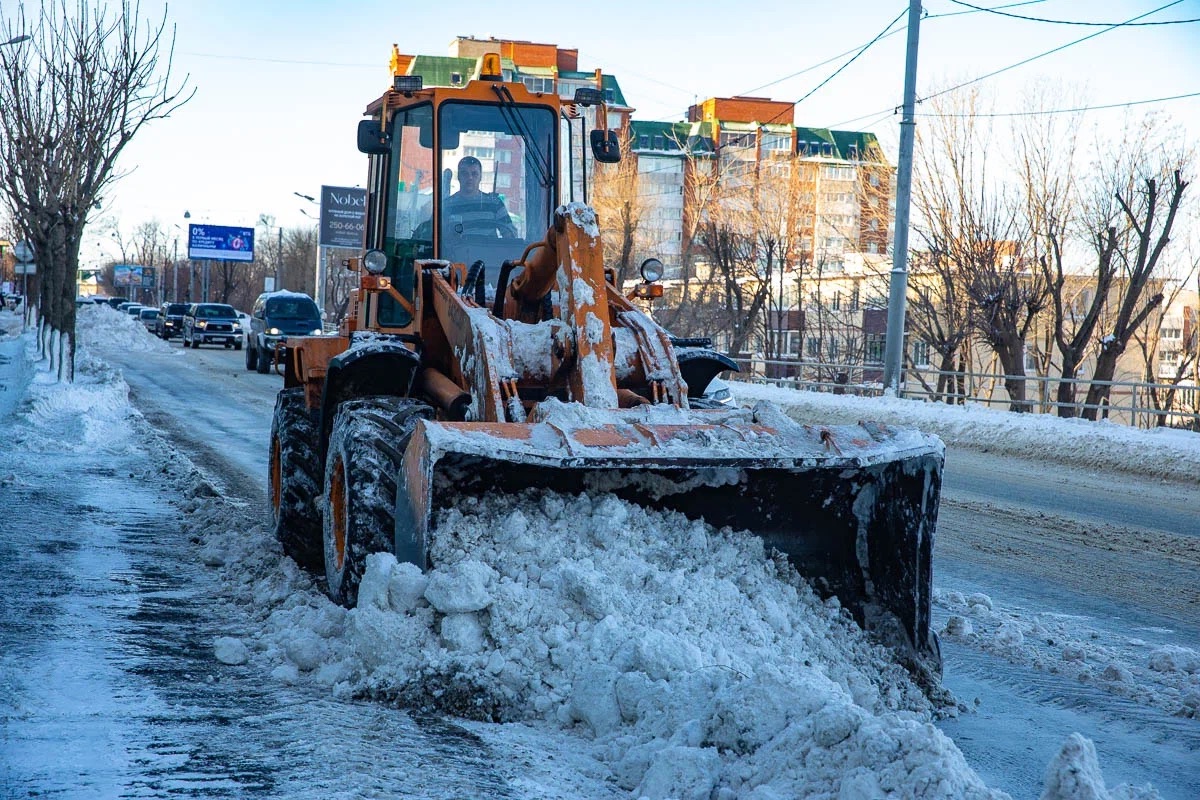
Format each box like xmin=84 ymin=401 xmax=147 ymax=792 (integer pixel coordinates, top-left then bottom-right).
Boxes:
xmin=363 ymin=89 xmax=559 ymax=328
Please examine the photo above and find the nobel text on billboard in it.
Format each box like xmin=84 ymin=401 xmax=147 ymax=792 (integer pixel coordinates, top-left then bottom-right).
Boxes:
xmin=188 ymin=224 xmax=255 ymax=262
xmin=319 ymin=185 xmax=367 ymax=248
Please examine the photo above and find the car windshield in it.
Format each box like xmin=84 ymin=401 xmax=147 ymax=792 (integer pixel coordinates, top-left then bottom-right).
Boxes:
xmin=166 ymin=304 xmax=189 ymax=315
xmin=266 ymin=299 xmax=319 ymax=320
xmin=139 ymin=309 xmax=157 ymax=319
xmin=197 ymin=305 xmax=236 ymax=318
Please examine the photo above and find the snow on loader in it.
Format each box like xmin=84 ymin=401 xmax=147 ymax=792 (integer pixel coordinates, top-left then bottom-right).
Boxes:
xmin=268 ymin=50 xmax=944 ymax=677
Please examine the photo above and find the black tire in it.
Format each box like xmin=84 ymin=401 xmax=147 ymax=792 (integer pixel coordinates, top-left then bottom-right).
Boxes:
xmin=245 ymin=342 xmax=256 ymax=371
xmin=256 ymin=342 xmax=271 ymax=374
xmin=269 ymin=388 xmax=323 ymax=571
xmin=323 ymin=397 xmax=434 ymax=607
xmin=234 ymin=340 xmax=243 ymax=351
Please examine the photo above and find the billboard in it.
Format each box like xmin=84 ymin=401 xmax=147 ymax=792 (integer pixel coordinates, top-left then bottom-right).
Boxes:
xmin=113 ymin=264 xmax=144 ymax=287
xmin=188 ymin=224 xmax=255 ymax=262
xmin=319 ymin=185 xmax=367 ymax=248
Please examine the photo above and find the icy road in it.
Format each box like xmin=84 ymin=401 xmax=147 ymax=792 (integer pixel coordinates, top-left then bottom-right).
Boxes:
xmin=2 ymin=305 xmax=1197 ymax=799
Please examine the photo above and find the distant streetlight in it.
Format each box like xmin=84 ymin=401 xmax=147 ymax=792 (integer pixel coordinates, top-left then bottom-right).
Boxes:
xmin=298 ymin=207 xmax=317 ymax=220
xmin=1 ymin=35 xmax=30 ymax=47
xmin=294 ymin=191 xmax=317 ymax=204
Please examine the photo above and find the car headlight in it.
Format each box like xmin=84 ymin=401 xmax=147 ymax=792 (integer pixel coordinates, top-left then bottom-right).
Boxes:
xmin=231 ymin=322 xmax=241 ymax=330
xmin=195 ymin=320 xmax=208 ymax=329
xmin=267 ymin=327 xmax=282 ymax=336
xmin=309 ymin=328 xmax=323 ymax=336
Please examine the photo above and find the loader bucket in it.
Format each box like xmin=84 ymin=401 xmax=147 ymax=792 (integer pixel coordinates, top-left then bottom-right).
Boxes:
xmin=394 ymin=400 xmax=943 ymax=676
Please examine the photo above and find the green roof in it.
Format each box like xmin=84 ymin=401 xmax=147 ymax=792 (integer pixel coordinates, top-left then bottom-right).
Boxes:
xmin=601 ymin=74 xmax=627 ymax=107
xmin=629 ymin=120 xmax=715 ymax=155
xmin=407 ymin=55 xmax=478 ymax=87
xmin=793 ymin=126 xmax=888 ymax=164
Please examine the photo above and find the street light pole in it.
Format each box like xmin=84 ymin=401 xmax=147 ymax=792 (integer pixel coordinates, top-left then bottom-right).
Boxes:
xmin=295 ymin=191 xmax=324 ymax=314
xmin=276 ymin=226 xmax=283 ymax=291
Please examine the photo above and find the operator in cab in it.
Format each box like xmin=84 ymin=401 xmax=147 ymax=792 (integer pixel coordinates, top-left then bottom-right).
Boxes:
xmin=442 ymin=156 xmax=517 ymax=239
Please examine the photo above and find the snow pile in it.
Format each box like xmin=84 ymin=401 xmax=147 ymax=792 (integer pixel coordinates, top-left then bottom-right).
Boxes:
xmin=937 ymin=590 xmax=1200 ymax=718
xmin=11 ymin=342 xmax=140 ymax=455
xmin=208 ymin=489 xmax=1008 ymax=799
xmin=731 ymin=381 xmax=1200 ymax=483
xmin=1040 ymin=733 xmax=1161 ymax=800
xmin=75 ymin=303 xmax=178 ymax=356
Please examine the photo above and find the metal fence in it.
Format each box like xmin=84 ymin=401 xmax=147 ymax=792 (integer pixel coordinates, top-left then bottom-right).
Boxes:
xmin=729 ymin=357 xmax=1200 ymax=431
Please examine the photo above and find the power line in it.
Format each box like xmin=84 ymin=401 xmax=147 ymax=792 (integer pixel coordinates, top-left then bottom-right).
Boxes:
xmin=828 ymin=1 xmax=1190 ymax=128
xmin=919 ymin=1 xmax=1189 ymax=104
xmin=945 ymin=0 xmax=1199 ymax=26
xmin=915 ymin=89 xmax=1200 ymax=117
xmin=924 ymin=0 xmax=1049 ymax=20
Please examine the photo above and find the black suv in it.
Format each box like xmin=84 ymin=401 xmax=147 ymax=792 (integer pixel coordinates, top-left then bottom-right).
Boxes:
xmin=155 ymin=302 xmax=190 ymax=340
xmin=182 ymin=303 xmax=244 ymax=350
xmin=245 ymin=291 xmax=322 ymax=374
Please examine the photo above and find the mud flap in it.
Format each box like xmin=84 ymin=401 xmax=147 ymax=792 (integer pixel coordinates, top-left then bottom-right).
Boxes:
xmin=394 ymin=400 xmax=943 ymax=675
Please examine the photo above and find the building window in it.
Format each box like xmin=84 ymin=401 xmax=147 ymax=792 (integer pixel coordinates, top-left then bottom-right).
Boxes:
xmin=851 ymin=287 xmax=860 ymax=310
xmin=865 ymin=334 xmax=886 ymax=364
xmin=806 ymin=337 xmax=821 ymax=357
xmin=832 ymin=291 xmax=841 ymax=310
xmin=522 ymin=76 xmax=555 ymax=94
xmin=719 ymin=131 xmax=754 ymax=149
xmin=496 ymin=173 xmax=512 ymax=188
xmin=1161 ymin=327 xmax=1182 ymax=340
xmin=604 ymin=88 xmax=614 ymax=102
xmin=639 ymin=135 xmax=649 ymax=149
xmin=654 ymin=135 xmax=664 ymax=150
xmin=762 ymin=133 xmax=790 ymax=151
xmin=912 ymin=340 xmax=930 ymax=366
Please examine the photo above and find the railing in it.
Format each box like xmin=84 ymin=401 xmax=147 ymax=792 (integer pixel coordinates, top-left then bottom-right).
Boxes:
xmin=728 ymin=357 xmax=1200 ymax=431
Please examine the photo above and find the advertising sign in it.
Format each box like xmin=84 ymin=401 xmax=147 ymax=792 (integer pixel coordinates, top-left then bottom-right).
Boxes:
xmin=188 ymin=224 xmax=255 ymax=262
xmin=318 ymin=185 xmax=367 ymax=248
xmin=113 ymin=264 xmax=143 ymax=287
xmin=140 ymin=267 xmax=156 ymax=288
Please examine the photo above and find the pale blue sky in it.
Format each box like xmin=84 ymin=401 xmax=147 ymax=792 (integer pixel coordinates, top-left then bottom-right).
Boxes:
xmin=90 ymin=0 xmax=1199 ymax=260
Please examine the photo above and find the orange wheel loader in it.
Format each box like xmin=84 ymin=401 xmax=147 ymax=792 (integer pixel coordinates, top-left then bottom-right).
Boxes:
xmin=268 ymin=49 xmax=944 ymax=679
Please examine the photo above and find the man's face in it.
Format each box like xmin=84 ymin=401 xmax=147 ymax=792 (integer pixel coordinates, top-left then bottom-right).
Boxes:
xmin=458 ymin=162 xmax=481 ymax=193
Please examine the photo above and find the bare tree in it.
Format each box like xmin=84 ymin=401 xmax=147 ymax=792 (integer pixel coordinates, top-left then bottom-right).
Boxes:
xmin=0 ymin=1 xmax=191 ymax=379
xmin=1079 ymin=166 xmax=1189 ymax=419
xmin=913 ymin=87 xmax=1048 ymax=410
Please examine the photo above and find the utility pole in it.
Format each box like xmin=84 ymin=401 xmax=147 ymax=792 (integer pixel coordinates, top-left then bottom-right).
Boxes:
xmin=882 ymin=0 xmax=923 ymax=395
xmin=275 ymin=226 xmax=283 ymax=291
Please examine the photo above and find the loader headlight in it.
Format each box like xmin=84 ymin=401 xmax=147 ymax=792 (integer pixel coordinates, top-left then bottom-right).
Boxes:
xmin=309 ymin=328 xmax=324 ymax=336
xmin=363 ymin=249 xmax=388 ymax=275
xmin=639 ymin=258 xmax=664 ymax=283
xmin=267 ymin=327 xmax=282 ymax=336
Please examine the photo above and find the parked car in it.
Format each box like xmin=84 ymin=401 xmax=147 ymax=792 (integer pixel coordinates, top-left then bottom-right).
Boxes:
xmin=702 ymin=376 xmax=736 ymax=407
xmin=124 ymin=304 xmax=145 ymax=318
xmin=106 ymin=297 xmax=126 ymax=309
xmin=155 ymin=302 xmax=190 ymax=340
xmin=137 ymin=307 xmax=159 ymax=331
xmin=245 ymin=290 xmax=322 ymax=374
xmin=117 ymin=301 xmax=139 ymax=313
xmin=182 ymin=303 xmax=243 ymax=350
